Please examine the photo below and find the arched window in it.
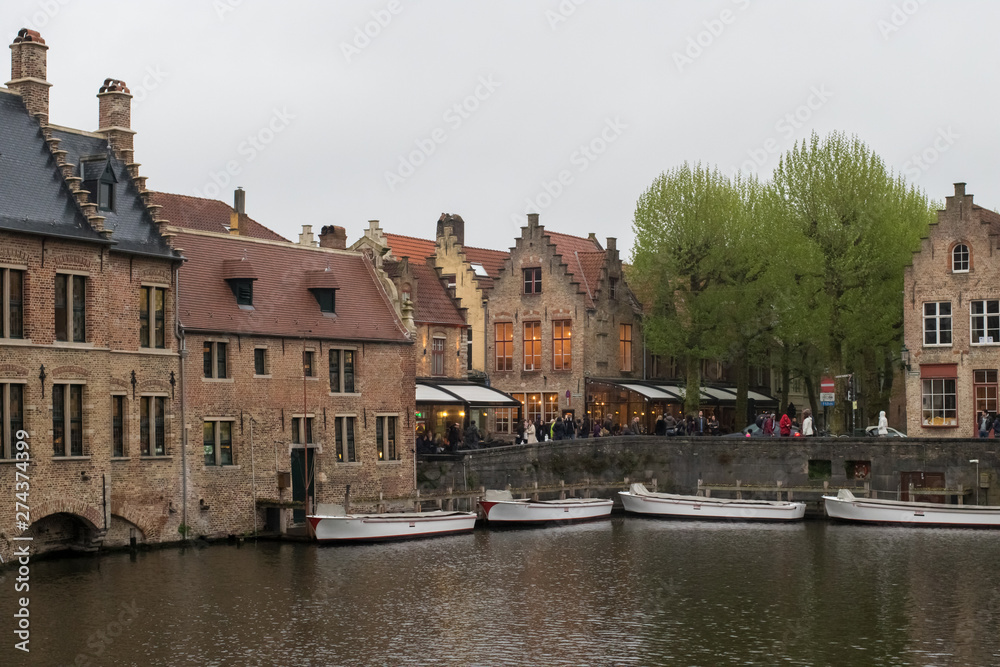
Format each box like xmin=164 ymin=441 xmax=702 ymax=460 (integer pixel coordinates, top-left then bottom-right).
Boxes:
xmin=953 ymin=244 xmax=970 ymax=273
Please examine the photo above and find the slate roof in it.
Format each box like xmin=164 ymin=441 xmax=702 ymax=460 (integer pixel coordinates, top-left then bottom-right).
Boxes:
xmin=383 ymin=259 xmax=466 ymax=327
xmin=48 ymin=126 xmax=177 ymax=258
xmin=0 ymin=90 xmax=108 ymax=245
xmin=152 ymin=192 xmax=288 ymax=242
xmin=176 ymin=230 xmax=409 ymax=343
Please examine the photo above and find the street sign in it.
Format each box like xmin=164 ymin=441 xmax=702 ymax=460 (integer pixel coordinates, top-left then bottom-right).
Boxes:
xmin=820 ymin=376 xmax=835 ymax=407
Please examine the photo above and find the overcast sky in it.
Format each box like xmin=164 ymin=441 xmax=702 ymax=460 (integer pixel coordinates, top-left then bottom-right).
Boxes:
xmin=4 ymin=1 xmax=995 ymax=258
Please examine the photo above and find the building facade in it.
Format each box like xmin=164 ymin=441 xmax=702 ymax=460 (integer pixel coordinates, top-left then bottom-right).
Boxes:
xmin=903 ymin=183 xmax=1000 ymax=437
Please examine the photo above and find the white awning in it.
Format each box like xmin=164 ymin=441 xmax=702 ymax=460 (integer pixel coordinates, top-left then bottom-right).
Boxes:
xmin=415 ymin=381 xmax=521 ymax=406
xmin=620 ymin=383 xmax=681 ymax=400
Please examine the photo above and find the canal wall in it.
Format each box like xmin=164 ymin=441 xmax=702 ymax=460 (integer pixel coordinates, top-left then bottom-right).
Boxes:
xmin=417 ymin=437 xmax=1000 ymax=508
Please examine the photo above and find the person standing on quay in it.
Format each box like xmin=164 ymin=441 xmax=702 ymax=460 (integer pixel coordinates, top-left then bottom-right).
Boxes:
xmin=779 ymin=412 xmax=792 ymax=437
xmin=801 ymin=409 xmax=814 ymax=436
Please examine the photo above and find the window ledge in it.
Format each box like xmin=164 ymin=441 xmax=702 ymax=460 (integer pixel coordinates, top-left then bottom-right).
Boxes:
xmin=52 ymin=456 xmax=92 ymax=461
xmin=52 ymin=341 xmax=94 ymax=349
xmin=920 ymin=424 xmax=959 ymax=429
xmin=133 ymin=347 xmax=177 ymax=355
xmin=922 ymin=344 xmax=953 ymax=348
xmin=0 ymin=338 xmax=32 ymax=345
xmin=335 ymin=461 xmax=362 ymax=467
xmin=254 ymin=374 xmax=272 ymax=379
xmin=377 ymin=459 xmax=403 ymax=465
xmin=304 ymin=376 xmax=320 ymax=381
xmin=202 ymin=377 xmax=235 ymax=383
xmin=111 ymin=456 xmax=130 ymax=462
xmin=328 ymin=392 xmax=362 ymax=397
xmin=140 ymin=455 xmax=173 ymax=460
xmin=203 ymin=465 xmax=241 ymax=470
xmin=0 ymin=458 xmax=35 ymax=464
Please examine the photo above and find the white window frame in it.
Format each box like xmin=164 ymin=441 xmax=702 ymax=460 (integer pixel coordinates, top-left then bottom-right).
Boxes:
xmin=923 ymin=301 xmax=952 ymax=346
xmin=970 ymin=300 xmax=1000 ymax=345
xmin=952 ymin=244 xmax=970 ymax=273
xmin=921 ymin=377 xmax=957 ymax=427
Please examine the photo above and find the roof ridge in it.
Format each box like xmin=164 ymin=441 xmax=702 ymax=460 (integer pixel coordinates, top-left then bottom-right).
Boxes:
xmin=384 ymin=230 xmax=505 ymax=255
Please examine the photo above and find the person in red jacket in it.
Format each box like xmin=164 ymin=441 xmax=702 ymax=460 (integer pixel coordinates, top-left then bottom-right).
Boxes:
xmin=779 ymin=412 xmax=792 ymax=437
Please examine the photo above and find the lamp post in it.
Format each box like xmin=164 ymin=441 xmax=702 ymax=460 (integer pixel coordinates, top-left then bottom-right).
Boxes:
xmin=970 ymin=459 xmax=980 ymax=505
xmin=900 ymin=345 xmax=911 ymax=372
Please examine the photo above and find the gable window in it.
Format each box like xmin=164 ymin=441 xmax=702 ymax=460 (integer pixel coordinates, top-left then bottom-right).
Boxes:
xmin=83 ymin=159 xmax=117 ymax=212
xmin=923 ymin=302 xmax=952 ymax=346
xmin=620 ymin=323 xmax=633 ymax=372
xmin=432 ymin=337 xmax=445 ymax=376
xmin=203 ymin=341 xmax=228 ymax=378
xmin=523 ymin=322 xmax=541 ymax=371
xmin=112 ymin=395 xmax=126 ymax=457
xmin=204 ymin=420 xmax=234 ymax=466
xmin=98 ymin=181 xmax=114 ymax=212
xmin=53 ymin=383 xmax=84 ymax=457
xmin=292 ymin=416 xmax=314 ymax=445
xmin=55 ymin=274 xmax=86 ymax=342
xmin=553 ymin=320 xmax=571 ymax=370
xmin=140 ymin=286 xmax=166 ymax=349
xmin=329 ymin=349 xmax=356 ymax=393
xmin=376 ymin=415 xmax=398 ymax=461
xmin=140 ymin=395 xmax=166 ymax=456
xmin=952 ymin=244 xmax=970 ymax=273
xmin=335 ymin=416 xmax=357 ymax=462
xmin=303 ymin=350 xmax=315 ymax=377
xmin=970 ymin=300 xmax=1000 ymax=345
xmin=523 ymin=267 xmax=542 ymax=294
xmin=254 ymin=348 xmax=268 ymax=376
xmin=1 ymin=383 xmax=25 ymax=460
xmin=495 ymin=323 xmax=513 ymax=371
xmin=1 ymin=268 xmax=24 ymax=340
xmin=609 ymin=277 xmax=618 ymax=300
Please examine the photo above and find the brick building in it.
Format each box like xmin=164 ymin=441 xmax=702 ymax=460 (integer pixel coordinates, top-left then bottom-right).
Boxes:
xmin=1 ymin=29 xmax=184 ymax=560
xmin=903 ymin=183 xmax=1000 ymax=437
xmin=486 ymin=213 xmax=642 ymax=436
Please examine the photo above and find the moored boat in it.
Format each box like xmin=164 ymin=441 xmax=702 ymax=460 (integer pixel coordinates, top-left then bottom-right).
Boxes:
xmin=307 ymin=503 xmax=477 ymax=543
xmin=618 ymin=483 xmax=806 ymax=521
xmin=822 ymin=489 xmax=1000 ymax=528
xmin=478 ymin=489 xmax=614 ymax=524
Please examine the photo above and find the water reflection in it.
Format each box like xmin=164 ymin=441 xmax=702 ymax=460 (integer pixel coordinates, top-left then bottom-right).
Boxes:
xmin=2 ymin=519 xmax=998 ymax=666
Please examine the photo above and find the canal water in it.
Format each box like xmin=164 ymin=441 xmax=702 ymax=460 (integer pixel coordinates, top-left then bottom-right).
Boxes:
xmin=3 ymin=517 xmax=999 ymax=666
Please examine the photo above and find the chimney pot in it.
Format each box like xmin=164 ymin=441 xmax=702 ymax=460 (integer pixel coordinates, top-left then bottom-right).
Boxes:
xmin=8 ymin=28 xmax=51 ymax=121
xmin=319 ymin=225 xmax=348 ymax=250
xmin=436 ymin=213 xmax=465 ymax=246
xmin=954 ymin=182 xmax=966 ymax=197
xmin=234 ymin=187 xmax=246 ymax=214
xmin=96 ymin=77 xmax=134 ymax=162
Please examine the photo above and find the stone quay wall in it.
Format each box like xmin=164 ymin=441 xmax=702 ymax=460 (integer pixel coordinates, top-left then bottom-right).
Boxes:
xmin=417 ymin=436 xmax=1000 ymax=509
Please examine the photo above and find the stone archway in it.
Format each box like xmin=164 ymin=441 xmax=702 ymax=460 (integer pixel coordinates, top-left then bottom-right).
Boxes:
xmin=23 ymin=505 xmax=104 ymax=555
xmin=108 ymin=501 xmax=164 ymax=542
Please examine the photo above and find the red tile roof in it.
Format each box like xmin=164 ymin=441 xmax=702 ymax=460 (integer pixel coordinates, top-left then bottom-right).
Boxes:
xmin=152 ymin=192 xmax=288 ymax=242
xmin=572 ymin=251 xmax=607 ymax=307
xmin=176 ymin=231 xmax=409 ymax=343
xmin=384 ymin=259 xmax=466 ymax=327
xmin=384 ymin=233 xmax=436 ymax=261
xmin=383 ymin=232 xmax=510 ymax=291
xmin=546 ymin=230 xmax=603 ymax=257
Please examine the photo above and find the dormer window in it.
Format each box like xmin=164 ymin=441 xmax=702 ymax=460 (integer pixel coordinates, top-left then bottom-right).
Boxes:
xmin=305 ymin=269 xmax=339 ymax=315
xmin=952 ymin=244 xmax=970 ymax=273
xmin=81 ymin=158 xmax=117 ymax=212
xmin=222 ymin=257 xmax=259 ymax=310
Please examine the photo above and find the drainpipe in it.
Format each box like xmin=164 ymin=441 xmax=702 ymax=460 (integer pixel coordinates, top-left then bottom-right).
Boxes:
xmin=175 ymin=264 xmax=188 ymax=543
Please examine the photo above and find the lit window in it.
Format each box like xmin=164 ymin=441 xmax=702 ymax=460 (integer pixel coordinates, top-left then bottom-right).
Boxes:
xmin=619 ymin=323 xmax=633 ymax=372
xmin=553 ymin=320 xmax=572 ymax=370
xmin=923 ymin=302 xmax=952 ymax=346
xmin=495 ymin=323 xmax=513 ymax=371
xmin=952 ymin=244 xmax=969 ymax=273
xmin=376 ymin=416 xmax=398 ymax=461
xmin=335 ymin=416 xmax=357 ymax=462
xmin=523 ymin=322 xmax=541 ymax=371
xmin=432 ymin=337 xmax=445 ymax=376
xmin=921 ymin=378 xmax=956 ymax=427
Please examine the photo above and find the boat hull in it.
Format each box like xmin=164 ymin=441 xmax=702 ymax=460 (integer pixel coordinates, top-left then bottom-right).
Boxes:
xmin=823 ymin=496 xmax=1000 ymax=528
xmin=479 ymin=498 xmax=614 ymax=524
xmin=619 ymin=491 xmax=806 ymax=521
xmin=307 ymin=511 xmax=478 ymax=542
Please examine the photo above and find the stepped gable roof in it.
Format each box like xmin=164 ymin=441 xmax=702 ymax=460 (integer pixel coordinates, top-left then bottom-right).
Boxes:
xmin=573 ymin=251 xmax=608 ymax=308
xmin=49 ymin=126 xmax=177 ymax=258
xmin=543 ymin=229 xmax=605 ymax=308
xmin=151 ymin=191 xmax=288 ymax=242
xmin=383 ymin=259 xmax=466 ymax=326
xmin=176 ymin=230 xmax=409 ymax=343
xmin=0 ymin=90 xmax=108 ymax=245
xmin=972 ymin=204 xmax=1000 ymax=237
xmin=383 ymin=232 xmax=509 ymax=290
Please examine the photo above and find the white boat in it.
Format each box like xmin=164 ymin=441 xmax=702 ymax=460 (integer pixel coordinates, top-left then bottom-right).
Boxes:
xmin=478 ymin=489 xmax=614 ymax=524
xmin=823 ymin=489 xmax=1000 ymax=528
xmin=618 ymin=483 xmax=806 ymax=521
xmin=307 ymin=503 xmax=477 ymax=543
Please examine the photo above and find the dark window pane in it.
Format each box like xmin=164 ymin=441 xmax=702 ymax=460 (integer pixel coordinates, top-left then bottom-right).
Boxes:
xmin=154 ymin=397 xmax=165 ymax=455
xmin=217 ymin=342 xmax=227 ymax=378
xmin=303 ymin=351 xmax=314 ymax=377
xmin=112 ymin=396 xmax=124 ymax=457
xmin=305 ymin=417 xmax=313 ymax=445
xmin=329 ymin=349 xmax=340 ymax=392
xmin=255 ymin=348 xmax=266 ymax=375
xmin=204 ymin=343 xmax=213 ymax=377
xmin=55 ymin=274 xmax=68 ymax=341
xmin=72 ymin=276 xmax=86 ymax=342
xmin=346 ymin=417 xmax=355 ymax=462
xmin=343 ymin=351 xmax=355 ymax=393
xmin=388 ymin=417 xmax=396 ymax=460
xmin=219 ymin=421 xmax=232 ymax=465
xmin=154 ymin=288 xmax=165 ymax=348
xmin=292 ymin=417 xmax=301 ymax=445
xmin=52 ymin=384 xmax=65 ymax=456
xmin=235 ymin=280 xmax=253 ymax=305
xmin=9 ymin=270 xmax=23 ymax=339
xmin=140 ymin=286 xmax=150 ymax=348
xmin=317 ymin=289 xmax=335 ymax=313
xmin=140 ymin=396 xmax=150 ymax=456
xmin=204 ymin=421 xmax=215 ymax=465
xmin=69 ymin=385 xmax=83 ymax=456
xmin=377 ymin=417 xmax=384 ymax=460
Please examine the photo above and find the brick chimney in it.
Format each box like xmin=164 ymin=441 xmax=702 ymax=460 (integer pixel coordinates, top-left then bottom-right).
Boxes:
xmin=97 ymin=78 xmax=135 ymax=162
xmin=319 ymin=225 xmax=347 ymax=250
xmin=606 ymin=237 xmax=617 ymax=257
xmin=234 ymin=186 xmax=246 ymax=214
xmin=436 ymin=213 xmax=465 ymax=246
xmin=954 ymin=182 xmax=966 ymax=198
xmin=229 ymin=187 xmax=245 ymax=236
xmin=7 ymin=28 xmax=51 ymax=123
